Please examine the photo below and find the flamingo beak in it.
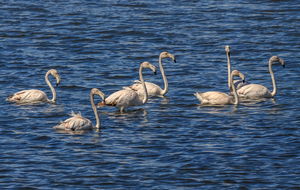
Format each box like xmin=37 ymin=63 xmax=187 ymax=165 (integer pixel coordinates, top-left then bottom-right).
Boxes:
xmin=173 ymin=59 xmax=176 ymax=63
xmin=154 ymin=71 xmax=157 ymax=75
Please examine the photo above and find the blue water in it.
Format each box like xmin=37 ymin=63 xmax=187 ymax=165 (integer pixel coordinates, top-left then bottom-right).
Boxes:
xmin=1 ymin=0 xmax=300 ymax=189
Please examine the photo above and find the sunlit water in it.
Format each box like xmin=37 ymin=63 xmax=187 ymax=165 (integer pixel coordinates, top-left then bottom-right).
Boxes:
xmin=1 ymin=0 xmax=300 ymax=189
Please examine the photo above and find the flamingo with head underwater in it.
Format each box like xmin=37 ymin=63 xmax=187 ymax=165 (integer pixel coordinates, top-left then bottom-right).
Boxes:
xmin=53 ymin=88 xmax=105 ymax=131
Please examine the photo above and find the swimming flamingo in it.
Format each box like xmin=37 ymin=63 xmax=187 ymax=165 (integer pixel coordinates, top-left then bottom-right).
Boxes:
xmin=237 ymin=56 xmax=285 ymax=99
xmin=128 ymin=51 xmax=176 ymax=97
xmin=6 ymin=69 xmax=60 ymax=104
xmin=53 ymin=88 xmax=105 ymax=131
xmin=225 ymin=45 xmax=248 ymax=91
xmin=194 ymin=70 xmax=243 ymax=105
xmin=99 ymin=61 xmax=156 ymax=112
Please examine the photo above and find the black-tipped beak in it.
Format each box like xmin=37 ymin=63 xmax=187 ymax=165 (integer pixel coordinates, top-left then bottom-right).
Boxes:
xmin=282 ymin=64 xmax=285 ymax=68
xmin=173 ymin=59 xmax=176 ymax=63
xmin=154 ymin=71 xmax=157 ymax=75
xmin=56 ymin=83 xmax=59 ymax=87
xmin=242 ymin=80 xmax=245 ymax=83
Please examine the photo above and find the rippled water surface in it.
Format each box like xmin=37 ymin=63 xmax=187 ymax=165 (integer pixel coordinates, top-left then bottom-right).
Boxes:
xmin=1 ymin=0 xmax=300 ymax=189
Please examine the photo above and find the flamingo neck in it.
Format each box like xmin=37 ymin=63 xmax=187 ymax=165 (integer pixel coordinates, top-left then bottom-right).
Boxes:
xmin=139 ymin=66 xmax=148 ymax=104
xmin=90 ymin=93 xmax=100 ymax=129
xmin=226 ymin=51 xmax=232 ymax=90
xmin=269 ymin=60 xmax=277 ymax=97
xmin=230 ymin=73 xmax=239 ymax=105
xmin=45 ymin=71 xmax=56 ymax=103
xmin=159 ymin=56 xmax=168 ymax=95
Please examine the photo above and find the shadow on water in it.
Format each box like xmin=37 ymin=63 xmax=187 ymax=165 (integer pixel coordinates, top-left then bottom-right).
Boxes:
xmin=195 ymin=104 xmax=238 ymax=114
xmin=103 ymin=108 xmax=148 ymax=123
xmin=148 ymin=96 xmax=170 ymax=105
xmin=53 ymin=128 xmax=95 ymax=135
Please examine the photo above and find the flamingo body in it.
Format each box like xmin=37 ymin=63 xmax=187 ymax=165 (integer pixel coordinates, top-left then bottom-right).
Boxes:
xmin=129 ymin=81 xmax=163 ymax=97
xmin=237 ymin=84 xmax=272 ymax=99
xmin=7 ymin=89 xmax=48 ymax=104
xmin=194 ymin=91 xmax=234 ymax=105
xmin=53 ymin=113 xmax=93 ymax=131
xmin=104 ymin=89 xmax=142 ymax=111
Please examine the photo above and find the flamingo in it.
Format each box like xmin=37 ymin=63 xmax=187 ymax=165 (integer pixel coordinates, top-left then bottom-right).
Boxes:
xmin=128 ymin=51 xmax=176 ymax=97
xmin=225 ymin=45 xmax=248 ymax=91
xmin=237 ymin=56 xmax=285 ymax=99
xmin=99 ymin=61 xmax=156 ymax=112
xmin=6 ymin=69 xmax=60 ymax=104
xmin=53 ymin=88 xmax=105 ymax=131
xmin=194 ymin=70 xmax=243 ymax=105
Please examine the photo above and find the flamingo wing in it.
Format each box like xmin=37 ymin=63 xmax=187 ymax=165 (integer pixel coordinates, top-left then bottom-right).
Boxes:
xmin=195 ymin=91 xmax=231 ymax=105
xmin=7 ymin=89 xmax=48 ymax=103
xmin=128 ymin=81 xmax=162 ymax=96
xmin=53 ymin=113 xmax=92 ymax=131
xmin=105 ymin=89 xmax=141 ymax=109
xmin=237 ymin=84 xmax=271 ymax=99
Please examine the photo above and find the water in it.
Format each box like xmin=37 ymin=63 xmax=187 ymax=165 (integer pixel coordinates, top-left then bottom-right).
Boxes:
xmin=1 ymin=0 xmax=300 ymax=189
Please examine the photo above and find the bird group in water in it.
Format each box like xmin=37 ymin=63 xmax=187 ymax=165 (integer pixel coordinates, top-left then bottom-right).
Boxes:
xmin=6 ymin=46 xmax=285 ymax=132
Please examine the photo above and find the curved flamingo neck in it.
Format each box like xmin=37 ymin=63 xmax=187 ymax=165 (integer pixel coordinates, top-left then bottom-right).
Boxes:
xmin=139 ymin=66 xmax=148 ymax=104
xmin=90 ymin=92 xmax=100 ymax=129
xmin=45 ymin=71 xmax=56 ymax=103
xmin=230 ymin=72 xmax=239 ymax=105
xmin=159 ymin=56 xmax=168 ymax=95
xmin=269 ymin=60 xmax=277 ymax=97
